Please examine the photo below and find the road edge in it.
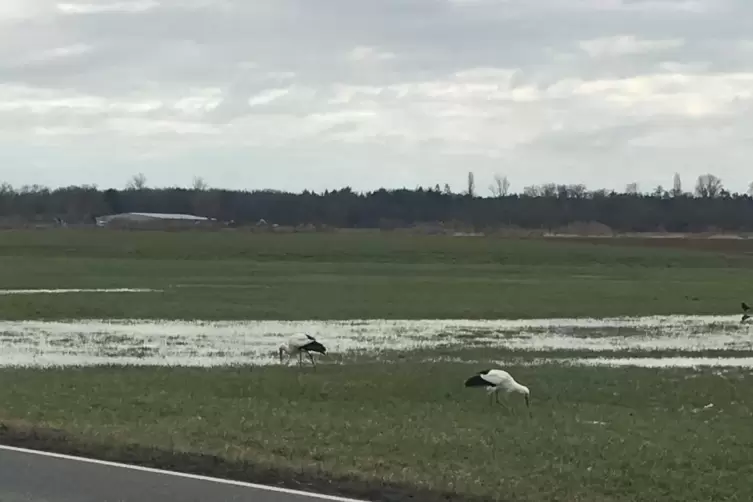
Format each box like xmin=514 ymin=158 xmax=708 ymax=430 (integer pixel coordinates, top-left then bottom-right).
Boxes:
xmin=0 ymin=420 xmax=476 ymax=502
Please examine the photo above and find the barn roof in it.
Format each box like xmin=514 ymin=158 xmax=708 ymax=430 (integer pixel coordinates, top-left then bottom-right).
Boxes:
xmin=100 ymin=212 xmax=209 ymax=220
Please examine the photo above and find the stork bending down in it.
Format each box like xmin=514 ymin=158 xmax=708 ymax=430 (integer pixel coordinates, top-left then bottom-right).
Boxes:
xmin=465 ymin=368 xmax=531 ymax=416
xmin=279 ymin=333 xmax=327 ymax=369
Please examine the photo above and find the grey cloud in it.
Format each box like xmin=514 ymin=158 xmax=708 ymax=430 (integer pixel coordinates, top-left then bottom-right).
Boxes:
xmin=3 ymin=0 xmax=746 ymax=89
xmin=2 ymin=0 xmax=753 ymax=192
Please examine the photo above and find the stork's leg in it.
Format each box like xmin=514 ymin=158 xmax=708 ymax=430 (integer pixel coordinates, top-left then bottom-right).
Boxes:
xmin=495 ymin=392 xmax=510 ymax=413
xmin=298 ymin=352 xmax=303 ymax=367
xmin=307 ymin=351 xmax=316 ymax=370
xmin=506 ymin=395 xmax=517 ymax=416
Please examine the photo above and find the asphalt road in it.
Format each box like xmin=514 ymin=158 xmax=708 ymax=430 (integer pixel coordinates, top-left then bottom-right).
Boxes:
xmin=0 ymin=445 xmax=370 ymax=502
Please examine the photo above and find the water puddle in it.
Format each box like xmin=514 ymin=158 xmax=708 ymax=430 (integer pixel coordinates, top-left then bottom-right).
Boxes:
xmin=0 ymin=288 xmax=162 ymax=295
xmin=566 ymin=357 xmax=753 ymax=368
xmin=0 ymin=315 xmax=748 ymax=368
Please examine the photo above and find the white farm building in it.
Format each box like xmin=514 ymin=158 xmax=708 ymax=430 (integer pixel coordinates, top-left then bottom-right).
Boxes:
xmin=95 ymin=212 xmax=217 ymax=228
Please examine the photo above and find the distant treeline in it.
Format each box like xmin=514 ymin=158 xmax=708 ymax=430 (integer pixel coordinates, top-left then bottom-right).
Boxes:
xmin=1 ymin=171 xmax=753 ymax=233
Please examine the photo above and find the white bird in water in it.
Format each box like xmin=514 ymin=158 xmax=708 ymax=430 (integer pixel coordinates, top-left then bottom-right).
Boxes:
xmin=465 ymin=368 xmax=531 ymax=416
xmin=279 ymin=333 xmax=327 ymax=369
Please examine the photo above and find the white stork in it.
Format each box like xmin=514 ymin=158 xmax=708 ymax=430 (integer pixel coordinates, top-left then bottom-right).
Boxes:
xmin=742 ymin=302 xmax=750 ymax=324
xmin=279 ymin=333 xmax=327 ymax=369
xmin=465 ymin=368 xmax=531 ymax=416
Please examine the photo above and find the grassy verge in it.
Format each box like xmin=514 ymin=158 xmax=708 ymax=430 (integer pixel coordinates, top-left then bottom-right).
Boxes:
xmin=0 ymin=364 xmax=752 ymax=501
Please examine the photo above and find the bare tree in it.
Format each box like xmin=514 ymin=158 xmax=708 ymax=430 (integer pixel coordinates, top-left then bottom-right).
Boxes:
xmin=671 ymin=172 xmax=682 ymax=197
xmin=542 ymin=183 xmax=557 ymax=197
xmin=625 ymin=182 xmax=639 ymax=195
xmin=523 ymin=182 xmax=589 ymax=198
xmin=192 ymin=176 xmax=208 ymax=191
xmin=125 ymin=173 xmax=147 ymax=190
xmin=489 ymin=174 xmax=510 ymax=197
xmin=694 ymin=173 xmax=723 ymax=198
xmin=466 ymin=171 xmax=476 ymax=197
xmin=523 ymin=185 xmax=539 ymax=197
xmin=566 ymin=184 xmax=587 ymax=198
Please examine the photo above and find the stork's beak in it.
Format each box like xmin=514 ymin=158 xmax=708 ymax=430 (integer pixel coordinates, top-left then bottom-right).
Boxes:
xmin=525 ymin=394 xmax=532 ymax=417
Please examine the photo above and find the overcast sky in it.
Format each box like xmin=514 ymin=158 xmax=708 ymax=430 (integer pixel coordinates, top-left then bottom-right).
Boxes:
xmin=1 ymin=0 xmax=752 ymax=194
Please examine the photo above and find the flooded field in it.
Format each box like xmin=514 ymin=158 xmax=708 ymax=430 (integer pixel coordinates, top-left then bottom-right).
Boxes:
xmin=0 ymin=288 xmax=162 ymax=295
xmin=0 ymin=315 xmax=750 ymax=368
xmin=566 ymin=356 xmax=753 ymax=368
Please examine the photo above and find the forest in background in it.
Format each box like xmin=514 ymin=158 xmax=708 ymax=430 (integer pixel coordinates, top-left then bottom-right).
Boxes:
xmin=1 ymin=171 xmax=753 ymax=233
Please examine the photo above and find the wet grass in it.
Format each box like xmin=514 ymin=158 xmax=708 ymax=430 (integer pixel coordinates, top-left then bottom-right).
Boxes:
xmin=0 ymin=230 xmax=752 ymax=320
xmin=0 ymin=363 xmax=751 ymax=501
xmin=344 ymin=346 xmax=753 ymax=365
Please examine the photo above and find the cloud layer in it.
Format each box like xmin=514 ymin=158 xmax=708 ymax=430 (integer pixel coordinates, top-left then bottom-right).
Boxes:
xmin=1 ymin=0 xmax=752 ymax=194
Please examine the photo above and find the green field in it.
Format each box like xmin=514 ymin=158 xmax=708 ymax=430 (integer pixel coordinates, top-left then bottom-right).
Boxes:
xmin=0 ymin=229 xmax=751 ymax=320
xmin=0 ymin=229 xmax=752 ymax=501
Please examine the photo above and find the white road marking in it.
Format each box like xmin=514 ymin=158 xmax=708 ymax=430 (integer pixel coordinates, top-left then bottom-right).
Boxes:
xmin=0 ymin=444 xmax=371 ymax=502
